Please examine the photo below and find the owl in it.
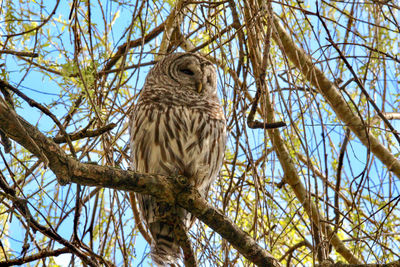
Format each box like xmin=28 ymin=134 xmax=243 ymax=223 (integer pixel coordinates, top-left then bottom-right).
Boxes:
xmin=129 ymin=52 xmax=226 ymax=265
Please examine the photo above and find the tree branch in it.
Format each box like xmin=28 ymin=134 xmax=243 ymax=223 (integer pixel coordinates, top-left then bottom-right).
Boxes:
xmin=267 ymin=13 xmax=362 ymax=265
xmin=0 ymin=174 xmax=100 ymax=266
xmin=53 ymin=123 xmax=117 ymax=144
xmin=271 ymin=14 xmax=400 ymax=179
xmin=0 ymin=248 xmax=70 ymax=266
xmin=0 ymin=50 xmax=39 ymax=57
xmin=102 ymin=22 xmax=165 ymax=72
xmin=0 ymin=99 xmax=282 ymax=267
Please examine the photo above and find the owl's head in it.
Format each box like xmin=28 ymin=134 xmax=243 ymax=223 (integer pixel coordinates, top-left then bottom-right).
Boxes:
xmin=146 ymin=53 xmax=217 ymax=96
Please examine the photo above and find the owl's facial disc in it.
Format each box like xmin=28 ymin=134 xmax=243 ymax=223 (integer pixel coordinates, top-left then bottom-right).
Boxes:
xmin=165 ymin=53 xmax=216 ymax=95
xmin=174 ymin=58 xmax=208 ymax=94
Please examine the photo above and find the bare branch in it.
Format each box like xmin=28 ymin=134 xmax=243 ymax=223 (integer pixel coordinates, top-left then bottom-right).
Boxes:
xmin=0 ymin=50 xmax=39 ymax=57
xmin=53 ymin=123 xmax=117 ymax=143
xmin=0 ymin=248 xmax=70 ymax=267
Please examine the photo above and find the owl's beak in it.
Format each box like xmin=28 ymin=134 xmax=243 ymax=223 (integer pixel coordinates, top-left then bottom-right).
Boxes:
xmin=196 ymin=82 xmax=203 ymax=93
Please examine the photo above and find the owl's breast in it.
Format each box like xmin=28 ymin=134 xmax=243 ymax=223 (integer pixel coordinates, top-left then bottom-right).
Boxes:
xmin=130 ymin=102 xmax=226 ymax=192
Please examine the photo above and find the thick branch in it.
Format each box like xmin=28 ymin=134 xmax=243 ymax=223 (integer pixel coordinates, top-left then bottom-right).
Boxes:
xmin=0 ymin=99 xmax=281 ymax=267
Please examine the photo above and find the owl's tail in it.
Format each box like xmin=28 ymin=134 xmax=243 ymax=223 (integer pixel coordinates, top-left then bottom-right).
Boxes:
xmin=150 ymin=222 xmax=181 ymax=266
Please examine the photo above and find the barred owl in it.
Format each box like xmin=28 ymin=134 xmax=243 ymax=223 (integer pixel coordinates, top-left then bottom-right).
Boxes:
xmin=129 ymin=53 xmax=226 ymax=265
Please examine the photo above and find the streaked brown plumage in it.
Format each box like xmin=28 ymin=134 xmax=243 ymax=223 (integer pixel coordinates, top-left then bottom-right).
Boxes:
xmin=129 ymin=52 xmax=226 ymax=265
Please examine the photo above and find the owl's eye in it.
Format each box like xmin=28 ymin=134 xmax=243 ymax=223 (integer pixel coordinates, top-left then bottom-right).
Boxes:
xmin=179 ymin=68 xmax=194 ymax=75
